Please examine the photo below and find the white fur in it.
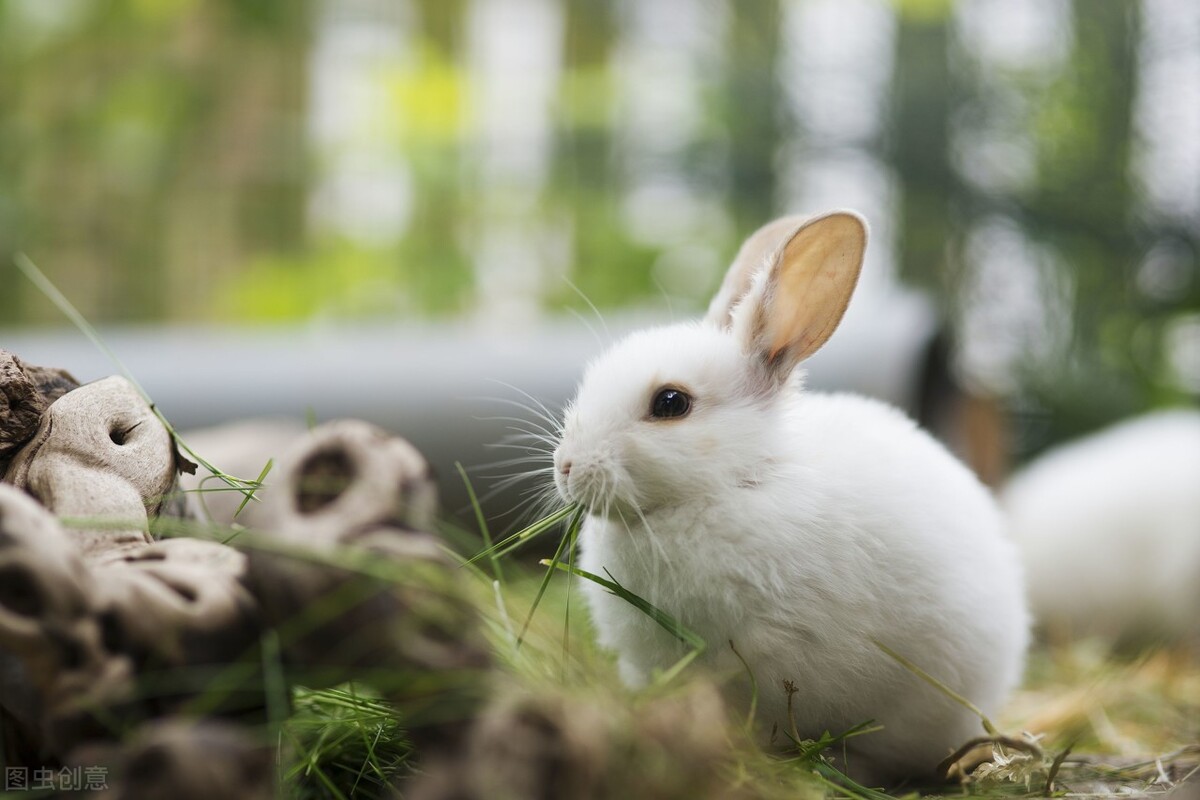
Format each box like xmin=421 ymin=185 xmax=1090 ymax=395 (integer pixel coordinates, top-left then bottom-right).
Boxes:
xmin=1003 ymin=409 xmax=1200 ymax=644
xmin=553 ymin=320 xmax=1029 ymax=783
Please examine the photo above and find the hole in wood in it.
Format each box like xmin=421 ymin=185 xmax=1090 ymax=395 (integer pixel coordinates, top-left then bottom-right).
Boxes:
xmin=109 ymin=420 xmax=141 ymax=446
xmin=295 ymin=447 xmax=356 ymax=514
xmin=0 ymin=564 xmax=44 ymax=617
xmin=99 ymin=609 xmax=125 ymax=654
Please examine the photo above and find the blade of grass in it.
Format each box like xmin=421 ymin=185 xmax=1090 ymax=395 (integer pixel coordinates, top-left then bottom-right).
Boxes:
xmin=562 ymin=506 xmax=577 ymax=673
xmin=729 ymin=639 xmax=759 ymax=730
xmin=346 ymin=683 xmax=386 ymax=794
xmin=786 ymin=720 xmax=885 ymax=764
xmin=1044 ymin=740 xmax=1074 ymax=795
xmin=518 ymin=505 xmax=584 ymax=647
xmin=872 ymin=638 xmax=997 ymax=735
xmin=784 ymin=726 xmax=894 ymax=799
xmin=652 ymin=648 xmax=704 ymax=688
xmin=261 ymin=629 xmax=288 ymax=742
xmin=181 ymin=485 xmax=273 ymax=494
xmin=15 ymin=253 xmax=144 ymax=395
xmin=811 ymin=763 xmax=897 ymax=800
xmin=233 ymin=458 xmax=274 ymax=520
xmin=307 ymin=760 xmax=350 ymax=800
xmin=464 ymin=503 xmax=576 ymax=566
xmin=492 ymin=579 xmax=517 ymax=651
xmin=285 ymin=686 xmax=410 ymax=798
xmin=456 ymin=462 xmax=503 ymax=583
xmin=541 ymin=560 xmax=706 ymax=654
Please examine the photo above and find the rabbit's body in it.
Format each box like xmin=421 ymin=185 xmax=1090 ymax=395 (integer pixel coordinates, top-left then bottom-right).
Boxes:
xmin=578 ymin=369 xmax=1026 ymax=781
xmin=554 ymin=212 xmax=1029 ymax=783
xmin=1004 ymin=409 xmax=1200 ymax=644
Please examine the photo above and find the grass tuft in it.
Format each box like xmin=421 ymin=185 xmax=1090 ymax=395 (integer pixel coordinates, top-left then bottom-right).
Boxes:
xmin=284 ymin=685 xmax=411 ymax=800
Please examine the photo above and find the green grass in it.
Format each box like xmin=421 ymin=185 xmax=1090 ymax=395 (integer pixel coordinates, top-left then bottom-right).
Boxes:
xmin=285 ymin=686 xmax=412 ymax=800
xmin=266 ymin=507 xmax=1199 ymax=798
xmin=263 ymin=500 xmax=1199 ymax=799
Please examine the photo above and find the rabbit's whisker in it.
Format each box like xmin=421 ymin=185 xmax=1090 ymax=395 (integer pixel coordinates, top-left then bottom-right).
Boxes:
xmin=475 ymin=412 xmax=559 ymax=438
xmin=482 ymin=382 xmax=565 ymax=433
xmin=561 ymin=274 xmax=612 ymax=345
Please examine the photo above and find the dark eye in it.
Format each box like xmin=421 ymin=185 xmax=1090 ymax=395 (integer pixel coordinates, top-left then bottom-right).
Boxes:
xmin=650 ymin=387 xmax=692 ymax=419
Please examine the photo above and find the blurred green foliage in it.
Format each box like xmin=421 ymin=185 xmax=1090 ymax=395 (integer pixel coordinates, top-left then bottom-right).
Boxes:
xmin=0 ymin=0 xmax=1196 ymax=457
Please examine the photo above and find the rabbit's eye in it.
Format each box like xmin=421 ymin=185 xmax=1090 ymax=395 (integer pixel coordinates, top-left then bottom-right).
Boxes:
xmin=650 ymin=388 xmax=692 ymax=419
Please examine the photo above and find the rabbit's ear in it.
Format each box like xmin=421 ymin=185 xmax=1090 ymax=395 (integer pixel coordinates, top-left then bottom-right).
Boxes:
xmin=705 ymin=215 xmax=814 ymax=330
xmin=733 ymin=210 xmax=866 ymax=378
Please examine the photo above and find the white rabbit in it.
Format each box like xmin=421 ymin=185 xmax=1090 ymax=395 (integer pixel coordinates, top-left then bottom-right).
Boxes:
xmin=1003 ymin=409 xmax=1200 ymax=646
xmin=552 ymin=211 xmax=1029 ymax=784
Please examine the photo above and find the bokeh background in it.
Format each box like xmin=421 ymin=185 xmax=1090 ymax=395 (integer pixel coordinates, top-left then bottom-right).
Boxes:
xmin=0 ymin=0 xmax=1197 ymax=468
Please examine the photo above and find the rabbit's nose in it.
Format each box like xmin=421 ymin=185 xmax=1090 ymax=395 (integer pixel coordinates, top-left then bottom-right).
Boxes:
xmin=559 ymin=460 xmax=573 ymax=477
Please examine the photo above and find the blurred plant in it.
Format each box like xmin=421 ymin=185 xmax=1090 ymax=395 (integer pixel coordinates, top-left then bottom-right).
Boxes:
xmin=0 ymin=0 xmax=1196 ymax=457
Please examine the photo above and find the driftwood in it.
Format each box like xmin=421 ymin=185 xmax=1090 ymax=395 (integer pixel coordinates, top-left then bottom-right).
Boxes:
xmin=0 ymin=374 xmax=262 ymax=759
xmin=66 ymin=720 xmax=274 ymax=800
xmin=0 ymin=484 xmax=260 ymax=757
xmin=3 ymin=375 xmax=175 ymax=561
xmin=0 ymin=362 xmax=489 ymax=794
xmin=0 ymin=484 xmax=135 ymax=761
xmin=0 ymin=350 xmax=79 ymax=476
xmin=408 ymin=680 xmax=752 ymax=800
xmin=243 ymin=420 xmax=489 ymax=748
xmin=264 ymin=419 xmax=439 ymax=545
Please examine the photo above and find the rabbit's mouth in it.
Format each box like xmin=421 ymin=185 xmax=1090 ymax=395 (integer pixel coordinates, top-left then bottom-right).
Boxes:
xmin=556 ymin=465 xmax=636 ymax=520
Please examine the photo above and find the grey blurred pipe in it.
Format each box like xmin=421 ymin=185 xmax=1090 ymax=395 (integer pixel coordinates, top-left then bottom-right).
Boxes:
xmin=0 ymin=291 xmax=937 ymax=531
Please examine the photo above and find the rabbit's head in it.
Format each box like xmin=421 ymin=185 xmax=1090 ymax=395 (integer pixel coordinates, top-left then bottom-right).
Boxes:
xmin=553 ymin=211 xmax=867 ymax=520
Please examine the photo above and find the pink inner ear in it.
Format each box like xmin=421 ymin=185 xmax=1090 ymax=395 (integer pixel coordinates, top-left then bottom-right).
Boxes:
xmin=764 ymin=214 xmax=865 ymax=366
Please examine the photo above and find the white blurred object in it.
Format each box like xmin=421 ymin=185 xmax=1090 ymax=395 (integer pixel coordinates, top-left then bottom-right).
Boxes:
xmin=1003 ymin=410 xmax=1200 ymax=644
xmin=178 ymin=419 xmax=308 ymax=529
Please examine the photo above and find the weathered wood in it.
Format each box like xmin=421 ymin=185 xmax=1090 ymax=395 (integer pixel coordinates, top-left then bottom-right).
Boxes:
xmin=0 ymin=485 xmax=135 ymax=756
xmin=266 ymin=419 xmax=439 ymax=546
xmin=0 ymin=485 xmax=260 ymax=761
xmin=408 ymin=681 xmax=749 ymax=800
xmin=0 ymin=354 xmax=44 ymax=460
xmin=93 ymin=539 xmax=260 ymax=683
xmin=4 ymin=376 xmax=174 ymax=561
xmin=244 ymin=420 xmax=489 ymax=694
xmin=0 ymin=355 xmax=491 ymax=788
xmin=0 ymin=351 xmax=79 ymax=472
xmin=68 ymin=720 xmax=274 ymax=800
xmin=0 ymin=376 xmax=260 ymax=758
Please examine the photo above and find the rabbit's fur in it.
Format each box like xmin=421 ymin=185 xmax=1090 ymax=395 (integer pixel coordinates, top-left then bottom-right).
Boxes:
xmin=552 ymin=212 xmax=1029 ymax=783
xmin=1004 ymin=409 xmax=1200 ymax=646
